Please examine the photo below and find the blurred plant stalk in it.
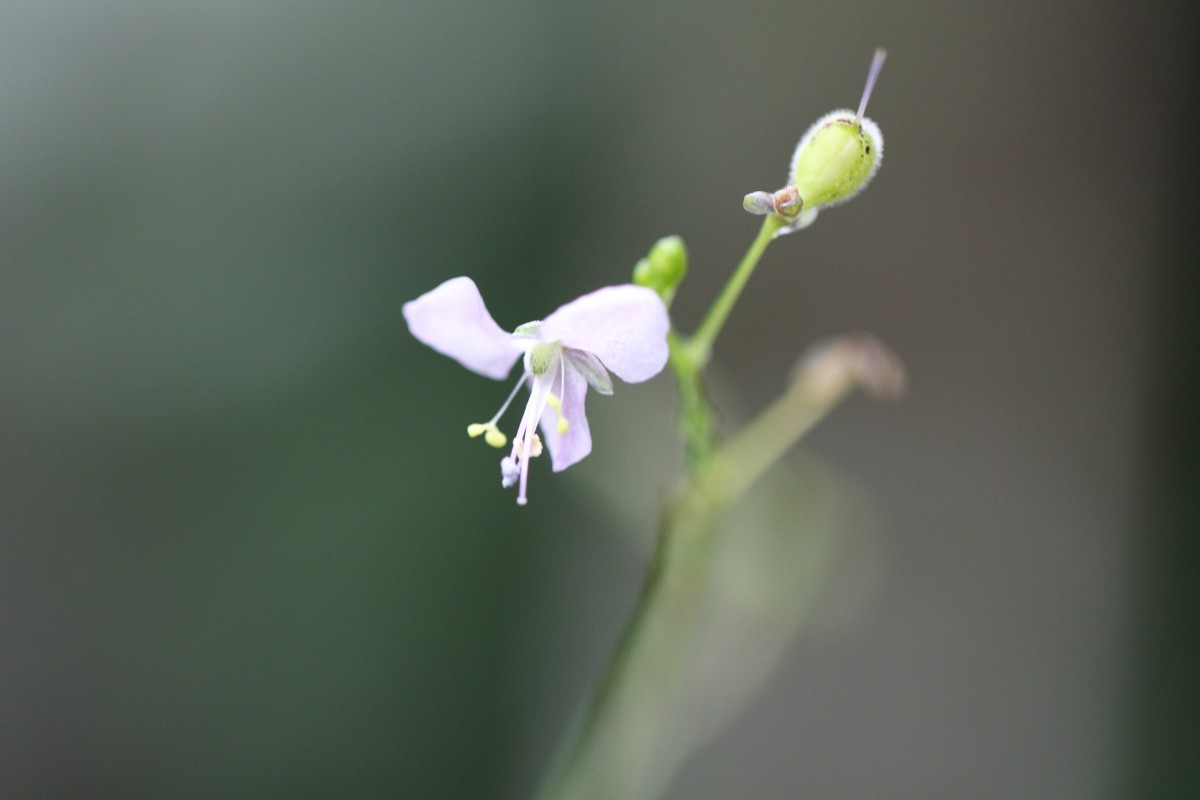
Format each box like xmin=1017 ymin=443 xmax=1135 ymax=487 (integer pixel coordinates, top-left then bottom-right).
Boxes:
xmin=534 ymin=218 xmax=904 ymax=800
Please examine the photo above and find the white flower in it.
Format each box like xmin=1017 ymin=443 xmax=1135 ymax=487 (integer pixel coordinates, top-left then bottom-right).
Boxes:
xmin=403 ymin=277 xmax=670 ymax=505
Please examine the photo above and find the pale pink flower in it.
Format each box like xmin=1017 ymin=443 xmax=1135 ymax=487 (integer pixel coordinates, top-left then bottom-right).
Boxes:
xmin=403 ymin=277 xmax=670 ymax=505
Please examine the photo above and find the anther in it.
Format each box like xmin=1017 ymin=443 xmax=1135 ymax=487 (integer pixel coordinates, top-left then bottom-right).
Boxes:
xmin=545 ymin=393 xmax=570 ymax=434
xmin=468 ymin=422 xmax=508 ymax=448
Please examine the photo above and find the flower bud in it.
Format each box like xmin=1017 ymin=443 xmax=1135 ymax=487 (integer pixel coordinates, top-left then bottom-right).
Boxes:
xmin=633 ymin=235 xmax=688 ymax=302
xmin=787 ymin=109 xmax=882 ymax=225
xmin=745 ymin=49 xmax=887 ymax=235
xmin=788 ymin=48 xmax=886 ymax=228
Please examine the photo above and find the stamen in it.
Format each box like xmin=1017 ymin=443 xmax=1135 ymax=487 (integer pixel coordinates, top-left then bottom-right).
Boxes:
xmin=467 ymin=423 xmax=508 ymax=448
xmin=555 ymin=358 xmax=571 ymax=435
xmin=488 ymin=373 xmax=529 ymax=425
xmin=545 ymin=393 xmax=570 ymax=435
xmin=500 ymin=457 xmax=518 ymax=488
xmin=510 ymin=374 xmax=554 ymax=506
xmin=467 ymin=373 xmax=528 ymax=450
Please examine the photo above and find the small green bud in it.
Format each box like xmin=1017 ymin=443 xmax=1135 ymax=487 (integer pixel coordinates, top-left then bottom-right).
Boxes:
xmin=633 ymin=235 xmax=688 ymax=302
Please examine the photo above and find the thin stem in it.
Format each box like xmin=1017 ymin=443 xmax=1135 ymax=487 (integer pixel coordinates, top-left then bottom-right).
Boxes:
xmin=667 ymin=331 xmax=717 ymax=467
xmin=687 ymin=214 xmax=782 ymax=365
xmin=532 ymin=479 xmax=722 ymax=800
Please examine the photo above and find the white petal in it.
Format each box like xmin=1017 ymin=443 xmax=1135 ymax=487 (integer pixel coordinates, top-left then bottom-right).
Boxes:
xmin=402 ymin=277 xmax=524 ymax=380
xmin=540 ymin=285 xmax=669 ymax=384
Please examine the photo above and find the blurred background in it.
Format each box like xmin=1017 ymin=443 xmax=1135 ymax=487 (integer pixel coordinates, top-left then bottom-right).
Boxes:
xmin=1 ymin=1 xmax=1196 ymax=797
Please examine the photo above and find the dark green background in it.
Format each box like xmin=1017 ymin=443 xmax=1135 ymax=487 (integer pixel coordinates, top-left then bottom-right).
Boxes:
xmin=2 ymin=2 xmax=1195 ymax=797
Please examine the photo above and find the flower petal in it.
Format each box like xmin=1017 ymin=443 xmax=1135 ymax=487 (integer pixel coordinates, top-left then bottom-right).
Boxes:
xmin=540 ymin=285 xmax=669 ymax=383
xmin=540 ymin=364 xmax=591 ymax=472
xmin=564 ymin=348 xmax=613 ymax=395
xmin=402 ymin=277 xmax=524 ymax=380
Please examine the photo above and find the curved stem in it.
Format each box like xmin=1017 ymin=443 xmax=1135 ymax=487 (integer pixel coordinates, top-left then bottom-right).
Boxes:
xmin=687 ymin=215 xmax=782 ymax=366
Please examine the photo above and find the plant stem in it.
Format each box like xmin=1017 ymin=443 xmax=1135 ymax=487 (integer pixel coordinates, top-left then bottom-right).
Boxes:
xmin=686 ymin=214 xmax=782 ymax=366
xmin=532 ymin=476 xmax=723 ymax=800
xmin=533 ymin=214 xmax=824 ymax=800
xmin=666 ymin=215 xmax=782 ymax=466
xmin=667 ymin=331 xmax=717 ymax=467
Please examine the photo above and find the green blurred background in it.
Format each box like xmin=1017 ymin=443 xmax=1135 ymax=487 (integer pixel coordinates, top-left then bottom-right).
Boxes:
xmin=2 ymin=1 xmax=1196 ymax=797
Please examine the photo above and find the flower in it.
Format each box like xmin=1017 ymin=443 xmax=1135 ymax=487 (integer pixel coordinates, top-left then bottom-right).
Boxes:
xmin=402 ymin=277 xmax=670 ymax=505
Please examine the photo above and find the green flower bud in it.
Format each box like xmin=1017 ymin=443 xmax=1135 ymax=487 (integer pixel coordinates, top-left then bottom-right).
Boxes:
xmin=788 ymin=110 xmax=881 ymax=216
xmin=633 ymin=235 xmax=688 ymax=303
xmin=744 ymin=49 xmax=887 ymax=236
xmin=787 ymin=48 xmax=886 ymax=229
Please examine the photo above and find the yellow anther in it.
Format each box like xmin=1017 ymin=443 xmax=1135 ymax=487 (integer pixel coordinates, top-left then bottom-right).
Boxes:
xmin=546 ymin=393 xmax=570 ymax=435
xmin=468 ymin=422 xmax=507 ymax=448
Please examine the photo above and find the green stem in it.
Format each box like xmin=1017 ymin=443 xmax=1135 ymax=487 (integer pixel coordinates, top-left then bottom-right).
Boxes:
xmin=686 ymin=215 xmax=782 ymax=366
xmin=532 ymin=478 xmax=722 ymax=800
xmin=665 ymin=215 xmax=782 ymax=467
xmin=667 ymin=331 xmax=717 ymax=466
xmin=533 ymin=215 xmax=804 ymax=800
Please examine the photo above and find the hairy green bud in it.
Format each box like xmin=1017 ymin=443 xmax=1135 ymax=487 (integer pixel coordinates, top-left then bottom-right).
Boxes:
xmin=744 ymin=49 xmax=887 ymax=235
